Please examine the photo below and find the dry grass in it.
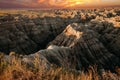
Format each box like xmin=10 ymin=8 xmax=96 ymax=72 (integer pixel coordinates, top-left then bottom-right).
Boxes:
xmin=0 ymin=53 xmax=120 ymax=80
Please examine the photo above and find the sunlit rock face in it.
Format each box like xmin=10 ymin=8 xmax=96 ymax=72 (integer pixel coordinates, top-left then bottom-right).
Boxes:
xmin=0 ymin=9 xmax=120 ymax=72
xmin=1 ymin=22 xmax=120 ymax=72
xmin=46 ymin=23 xmax=120 ymax=71
xmin=0 ymin=10 xmax=96 ymax=54
xmin=7 ymin=22 xmax=119 ymax=72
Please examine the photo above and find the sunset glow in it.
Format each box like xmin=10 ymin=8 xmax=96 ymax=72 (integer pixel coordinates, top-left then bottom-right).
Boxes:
xmin=0 ymin=0 xmax=120 ymax=9
xmin=65 ymin=0 xmax=84 ymax=7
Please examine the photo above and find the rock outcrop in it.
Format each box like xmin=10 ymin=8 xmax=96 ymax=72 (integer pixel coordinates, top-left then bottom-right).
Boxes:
xmin=89 ymin=20 xmax=120 ymax=58
xmin=46 ymin=23 xmax=120 ymax=71
xmin=5 ymin=23 xmax=118 ymax=72
xmin=0 ymin=17 xmax=69 ymax=54
xmin=0 ymin=9 xmax=120 ymax=73
xmin=0 ymin=11 xmax=96 ymax=54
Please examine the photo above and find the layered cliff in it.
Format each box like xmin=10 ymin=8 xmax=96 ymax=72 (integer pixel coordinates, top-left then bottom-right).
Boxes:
xmin=43 ymin=23 xmax=120 ymax=71
xmin=0 ymin=17 xmax=69 ymax=54
xmin=0 ymin=9 xmax=120 ymax=73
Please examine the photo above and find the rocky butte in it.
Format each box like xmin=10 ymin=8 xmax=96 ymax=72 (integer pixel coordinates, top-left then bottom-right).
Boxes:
xmin=0 ymin=8 xmax=120 ymax=79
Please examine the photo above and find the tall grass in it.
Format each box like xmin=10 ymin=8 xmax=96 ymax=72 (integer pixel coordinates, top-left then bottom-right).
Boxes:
xmin=0 ymin=53 xmax=120 ymax=80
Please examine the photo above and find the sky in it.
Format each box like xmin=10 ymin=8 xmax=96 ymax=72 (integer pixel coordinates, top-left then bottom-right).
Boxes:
xmin=0 ymin=0 xmax=120 ymax=9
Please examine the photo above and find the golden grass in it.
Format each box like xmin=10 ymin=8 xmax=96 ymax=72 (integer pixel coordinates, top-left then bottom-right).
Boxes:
xmin=0 ymin=53 xmax=120 ymax=80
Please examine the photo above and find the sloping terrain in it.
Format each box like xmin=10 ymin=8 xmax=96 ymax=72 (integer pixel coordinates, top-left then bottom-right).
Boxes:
xmin=35 ymin=23 xmax=120 ymax=72
xmin=0 ymin=8 xmax=120 ymax=74
xmin=0 ymin=17 xmax=70 ymax=54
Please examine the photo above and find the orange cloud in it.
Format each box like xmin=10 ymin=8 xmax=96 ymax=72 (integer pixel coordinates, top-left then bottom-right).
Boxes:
xmin=64 ymin=0 xmax=84 ymax=7
xmin=0 ymin=0 xmax=120 ymax=9
xmin=37 ymin=0 xmax=102 ymax=8
xmin=38 ymin=0 xmax=45 ymax=3
xmin=48 ymin=0 xmax=67 ymax=7
xmin=21 ymin=0 xmax=120 ymax=8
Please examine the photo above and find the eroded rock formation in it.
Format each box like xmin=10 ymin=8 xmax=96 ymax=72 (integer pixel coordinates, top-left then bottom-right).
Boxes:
xmin=0 ymin=9 xmax=120 ymax=72
xmin=0 ymin=17 xmax=70 ymax=54
xmin=89 ymin=20 xmax=120 ymax=58
xmin=46 ymin=23 xmax=120 ymax=71
xmin=8 ymin=23 xmax=119 ymax=72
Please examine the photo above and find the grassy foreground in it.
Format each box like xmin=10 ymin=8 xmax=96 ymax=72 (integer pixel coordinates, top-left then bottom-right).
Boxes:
xmin=0 ymin=53 xmax=120 ymax=80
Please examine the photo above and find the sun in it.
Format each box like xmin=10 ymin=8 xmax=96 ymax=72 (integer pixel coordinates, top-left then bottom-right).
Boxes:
xmin=64 ymin=0 xmax=84 ymax=7
xmin=75 ymin=1 xmax=84 ymax=5
xmin=69 ymin=0 xmax=84 ymax=4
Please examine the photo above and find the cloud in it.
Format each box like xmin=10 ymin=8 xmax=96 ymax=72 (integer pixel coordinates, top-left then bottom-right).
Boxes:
xmin=0 ymin=0 xmax=120 ymax=8
xmin=37 ymin=0 xmax=100 ymax=8
xmin=38 ymin=0 xmax=45 ymax=3
xmin=38 ymin=0 xmax=102 ymax=8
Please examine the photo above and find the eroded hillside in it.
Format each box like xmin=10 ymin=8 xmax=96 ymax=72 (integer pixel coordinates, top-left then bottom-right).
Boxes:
xmin=0 ymin=8 xmax=120 ymax=73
